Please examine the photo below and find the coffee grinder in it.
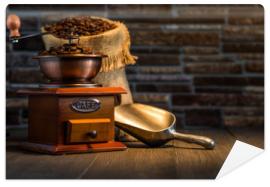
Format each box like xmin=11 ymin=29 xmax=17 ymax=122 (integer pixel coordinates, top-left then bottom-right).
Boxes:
xmin=7 ymin=14 xmax=127 ymax=154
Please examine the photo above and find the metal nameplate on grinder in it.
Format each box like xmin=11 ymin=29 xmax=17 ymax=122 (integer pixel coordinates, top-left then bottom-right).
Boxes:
xmin=71 ymin=98 xmax=100 ymax=113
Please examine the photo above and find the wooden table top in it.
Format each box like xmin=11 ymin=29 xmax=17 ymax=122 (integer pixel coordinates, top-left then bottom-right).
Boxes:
xmin=6 ymin=127 xmax=264 ymax=179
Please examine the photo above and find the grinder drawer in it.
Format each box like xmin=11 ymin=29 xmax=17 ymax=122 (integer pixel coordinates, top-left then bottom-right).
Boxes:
xmin=66 ymin=118 xmax=111 ymax=144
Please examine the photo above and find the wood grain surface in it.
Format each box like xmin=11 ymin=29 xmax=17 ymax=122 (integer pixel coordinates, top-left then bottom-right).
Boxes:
xmin=226 ymin=126 xmax=264 ymax=149
xmin=6 ymin=127 xmax=264 ymax=179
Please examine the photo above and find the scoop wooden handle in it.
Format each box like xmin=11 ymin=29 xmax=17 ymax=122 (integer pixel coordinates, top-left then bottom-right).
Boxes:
xmin=7 ymin=14 xmax=21 ymax=37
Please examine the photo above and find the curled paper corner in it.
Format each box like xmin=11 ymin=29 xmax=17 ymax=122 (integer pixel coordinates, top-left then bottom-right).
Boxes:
xmin=216 ymin=140 xmax=264 ymax=179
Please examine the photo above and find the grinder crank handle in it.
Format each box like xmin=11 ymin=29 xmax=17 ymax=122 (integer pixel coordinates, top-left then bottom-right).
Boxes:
xmin=7 ymin=14 xmax=21 ymax=38
xmin=172 ymin=131 xmax=215 ymax=149
xmin=6 ymin=14 xmax=50 ymax=43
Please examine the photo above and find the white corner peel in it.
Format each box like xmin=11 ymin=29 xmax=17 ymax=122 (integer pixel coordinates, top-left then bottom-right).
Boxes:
xmin=216 ymin=140 xmax=264 ymax=179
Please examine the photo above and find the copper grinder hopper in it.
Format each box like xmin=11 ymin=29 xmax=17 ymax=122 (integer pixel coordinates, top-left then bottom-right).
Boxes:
xmin=115 ymin=104 xmax=215 ymax=149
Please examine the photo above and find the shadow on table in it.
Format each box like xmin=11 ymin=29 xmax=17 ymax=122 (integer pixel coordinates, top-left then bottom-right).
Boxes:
xmin=124 ymin=141 xmax=207 ymax=150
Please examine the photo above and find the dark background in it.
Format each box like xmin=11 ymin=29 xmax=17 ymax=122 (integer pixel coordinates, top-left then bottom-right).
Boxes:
xmin=6 ymin=4 xmax=264 ymax=130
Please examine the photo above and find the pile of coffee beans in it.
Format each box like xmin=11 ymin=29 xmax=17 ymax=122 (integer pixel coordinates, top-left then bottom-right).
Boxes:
xmin=44 ymin=16 xmax=116 ymax=39
xmin=39 ymin=43 xmax=98 ymax=55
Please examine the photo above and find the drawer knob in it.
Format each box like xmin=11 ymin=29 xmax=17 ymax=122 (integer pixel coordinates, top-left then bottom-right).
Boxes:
xmin=87 ymin=130 xmax=97 ymax=138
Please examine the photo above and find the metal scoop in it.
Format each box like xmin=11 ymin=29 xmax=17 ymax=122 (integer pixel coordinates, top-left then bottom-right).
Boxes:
xmin=115 ymin=103 xmax=215 ymax=149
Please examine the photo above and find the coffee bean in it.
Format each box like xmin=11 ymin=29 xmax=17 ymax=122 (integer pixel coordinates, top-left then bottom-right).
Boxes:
xmin=44 ymin=16 xmax=116 ymax=39
xmin=39 ymin=43 xmax=100 ymax=56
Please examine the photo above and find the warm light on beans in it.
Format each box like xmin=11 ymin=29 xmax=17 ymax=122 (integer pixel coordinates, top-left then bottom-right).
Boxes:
xmin=44 ymin=16 xmax=116 ymax=39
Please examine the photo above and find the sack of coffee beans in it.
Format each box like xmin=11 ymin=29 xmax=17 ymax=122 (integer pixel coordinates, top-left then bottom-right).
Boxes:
xmin=41 ymin=16 xmax=136 ymax=72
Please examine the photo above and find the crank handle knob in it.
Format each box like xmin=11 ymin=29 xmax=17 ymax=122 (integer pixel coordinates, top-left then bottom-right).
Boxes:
xmin=7 ymin=14 xmax=21 ymax=38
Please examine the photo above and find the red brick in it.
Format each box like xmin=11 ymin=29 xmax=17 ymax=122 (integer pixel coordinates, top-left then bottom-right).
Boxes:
xmin=245 ymin=61 xmax=264 ymax=73
xmin=185 ymin=108 xmax=222 ymax=127
xmin=172 ymin=93 xmax=264 ymax=106
xmin=9 ymin=68 xmax=46 ymax=83
xmin=6 ymin=83 xmax=39 ymax=97
xmin=7 ymin=4 xmax=106 ymax=11
xmin=223 ymin=43 xmax=264 ymax=53
xmin=127 ymin=23 xmax=161 ymax=31
xmin=247 ymin=77 xmax=264 ymax=85
xmin=121 ymin=17 xmax=224 ymax=24
xmin=223 ymin=26 xmax=264 ymax=42
xmin=6 ymin=98 xmax=28 ymax=108
xmin=228 ymin=16 xmax=264 ymax=25
xmin=224 ymin=116 xmax=264 ymax=127
xmin=6 ymin=108 xmax=21 ymax=125
xmin=128 ymin=23 xmax=222 ymax=32
xmin=182 ymin=47 xmax=219 ymax=55
xmin=125 ymin=66 xmax=137 ymax=74
xmin=6 ymin=88 xmax=17 ymax=98
xmin=131 ymin=31 xmax=219 ymax=46
xmin=195 ymin=87 xmax=243 ymax=94
xmin=243 ymin=86 xmax=264 ymax=94
xmin=108 ymin=5 xmax=172 ymax=18
xmin=184 ymin=63 xmax=242 ymax=74
xmin=136 ymin=84 xmax=192 ymax=93
xmin=133 ymin=93 xmax=170 ymax=103
xmin=6 ymin=52 xmax=38 ymax=67
xmin=173 ymin=5 xmax=227 ymax=20
xmin=183 ymin=55 xmax=233 ymax=63
xmin=223 ymin=107 xmax=264 ymax=116
xmin=131 ymin=46 xmax=179 ymax=54
xmin=136 ymin=54 xmax=180 ymax=66
xmin=194 ymin=76 xmax=264 ymax=86
xmin=128 ymin=74 xmax=191 ymax=82
xmin=174 ymin=114 xmax=185 ymax=129
xmin=228 ymin=5 xmax=263 ymax=15
xmin=228 ymin=5 xmax=264 ymax=25
xmin=137 ymin=66 xmax=182 ymax=74
xmin=236 ymin=53 xmax=264 ymax=60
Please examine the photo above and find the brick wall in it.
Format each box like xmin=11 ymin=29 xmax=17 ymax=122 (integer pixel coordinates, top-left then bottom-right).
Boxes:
xmin=6 ymin=4 xmax=264 ymax=129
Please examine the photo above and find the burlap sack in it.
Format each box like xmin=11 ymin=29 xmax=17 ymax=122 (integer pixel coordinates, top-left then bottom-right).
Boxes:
xmin=41 ymin=16 xmax=136 ymax=72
